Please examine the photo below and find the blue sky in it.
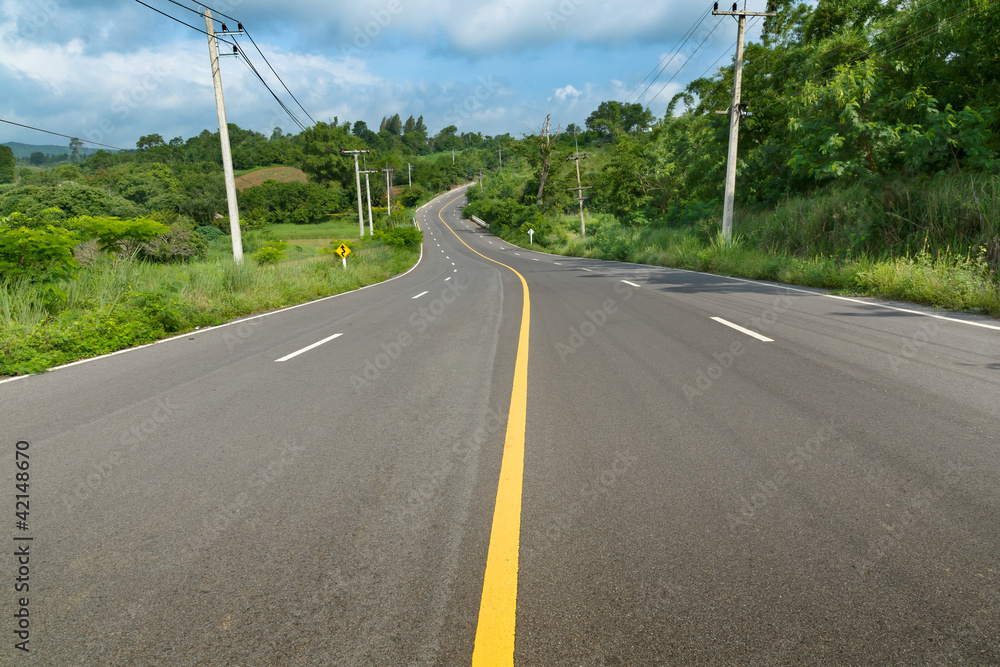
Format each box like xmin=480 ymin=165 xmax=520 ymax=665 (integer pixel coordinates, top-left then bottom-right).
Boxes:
xmin=0 ymin=0 xmax=769 ymax=150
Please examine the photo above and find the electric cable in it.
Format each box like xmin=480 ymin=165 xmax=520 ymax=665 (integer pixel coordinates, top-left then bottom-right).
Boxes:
xmin=0 ymin=118 xmax=128 ymax=151
xmin=624 ymin=4 xmax=713 ymax=104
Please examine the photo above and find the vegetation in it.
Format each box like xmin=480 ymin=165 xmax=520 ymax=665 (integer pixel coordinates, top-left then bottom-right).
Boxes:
xmin=464 ymin=0 xmax=1000 ymax=316
xmin=3 ymin=0 xmax=999 ymax=376
xmin=0 ymin=114 xmax=492 ymax=376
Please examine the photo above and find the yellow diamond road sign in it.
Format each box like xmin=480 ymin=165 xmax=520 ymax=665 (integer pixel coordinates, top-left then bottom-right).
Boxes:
xmin=335 ymin=243 xmax=351 ymax=258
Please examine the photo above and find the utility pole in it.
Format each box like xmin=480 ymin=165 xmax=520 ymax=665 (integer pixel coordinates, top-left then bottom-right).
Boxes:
xmin=480 ymin=170 xmax=484 ymax=192
xmin=342 ymin=149 xmax=370 ymax=237
xmin=204 ymin=10 xmax=244 ymax=262
xmin=712 ymin=2 xmax=776 ymax=240
xmin=408 ymin=163 xmax=412 ymax=188
xmin=362 ymin=155 xmax=374 ymax=236
xmin=498 ymin=145 xmax=502 ymax=172
xmin=566 ymin=133 xmax=590 ymax=239
xmin=383 ymin=167 xmax=394 ymax=218
xmin=452 ymin=149 xmax=455 ymax=164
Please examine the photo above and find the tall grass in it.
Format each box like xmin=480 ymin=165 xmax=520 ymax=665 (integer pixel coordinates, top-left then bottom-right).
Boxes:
xmin=0 ymin=242 xmax=418 ymax=376
xmin=536 ymin=172 xmax=1000 ymax=317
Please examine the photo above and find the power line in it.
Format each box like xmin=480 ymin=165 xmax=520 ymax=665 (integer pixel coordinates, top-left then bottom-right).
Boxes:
xmin=242 ymin=31 xmax=317 ymax=126
xmin=160 ymin=0 xmax=315 ymax=125
xmin=624 ymin=5 xmax=713 ymax=105
xmin=694 ymin=15 xmax=762 ymax=84
xmin=135 ymin=0 xmax=314 ymax=132
xmin=132 ymin=0 xmax=237 ymax=49
xmin=236 ymin=49 xmax=308 ymax=132
xmin=0 ymin=118 xmax=127 ymax=152
xmin=646 ymin=15 xmax=726 ymax=107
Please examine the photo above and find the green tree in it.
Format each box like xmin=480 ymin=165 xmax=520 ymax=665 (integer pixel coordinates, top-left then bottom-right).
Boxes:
xmin=137 ymin=134 xmax=166 ymax=150
xmin=0 ymin=145 xmax=14 ymax=184
xmin=585 ymin=101 xmax=655 ymax=137
xmin=386 ymin=114 xmax=403 ymax=136
xmin=299 ymin=122 xmax=366 ymax=187
xmin=29 ymin=152 xmax=45 ymax=167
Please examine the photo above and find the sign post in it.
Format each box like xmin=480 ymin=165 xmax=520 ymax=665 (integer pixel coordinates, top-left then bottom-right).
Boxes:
xmin=528 ymin=228 xmax=534 ymax=245
xmin=335 ymin=243 xmax=351 ymax=269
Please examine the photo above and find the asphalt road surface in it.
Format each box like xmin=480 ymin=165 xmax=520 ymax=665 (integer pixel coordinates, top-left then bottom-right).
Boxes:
xmin=3 ymin=185 xmax=999 ymax=665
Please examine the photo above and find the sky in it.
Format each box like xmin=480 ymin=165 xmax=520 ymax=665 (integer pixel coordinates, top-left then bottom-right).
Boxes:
xmin=0 ymin=0 xmax=769 ymax=151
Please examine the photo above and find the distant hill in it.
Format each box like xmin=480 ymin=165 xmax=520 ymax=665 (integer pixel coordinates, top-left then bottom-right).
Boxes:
xmin=1 ymin=142 xmax=105 ymax=159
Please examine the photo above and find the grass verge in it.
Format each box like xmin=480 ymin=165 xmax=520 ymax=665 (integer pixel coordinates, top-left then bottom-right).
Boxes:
xmin=500 ymin=222 xmax=1000 ymax=318
xmin=0 ymin=240 xmax=418 ymax=376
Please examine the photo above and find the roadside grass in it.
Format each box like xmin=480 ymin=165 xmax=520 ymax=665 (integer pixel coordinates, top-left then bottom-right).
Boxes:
xmin=528 ymin=188 xmax=1000 ymax=317
xmin=0 ymin=239 xmax=419 ymax=376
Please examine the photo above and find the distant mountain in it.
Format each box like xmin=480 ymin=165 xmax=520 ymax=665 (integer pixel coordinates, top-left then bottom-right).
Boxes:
xmin=1 ymin=142 xmax=106 ymax=159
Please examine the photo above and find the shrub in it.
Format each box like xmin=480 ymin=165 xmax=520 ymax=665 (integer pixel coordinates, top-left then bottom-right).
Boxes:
xmin=251 ymin=240 xmax=289 ymax=265
xmin=373 ymin=227 xmax=422 ymax=249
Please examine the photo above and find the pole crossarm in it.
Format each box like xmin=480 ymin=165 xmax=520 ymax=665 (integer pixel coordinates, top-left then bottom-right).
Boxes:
xmin=712 ymin=10 xmax=777 ymax=16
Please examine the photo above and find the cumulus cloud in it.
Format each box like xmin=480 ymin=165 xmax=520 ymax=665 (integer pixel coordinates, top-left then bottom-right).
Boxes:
xmin=0 ymin=0 xmax=751 ymax=144
xmin=552 ymin=84 xmax=582 ymax=102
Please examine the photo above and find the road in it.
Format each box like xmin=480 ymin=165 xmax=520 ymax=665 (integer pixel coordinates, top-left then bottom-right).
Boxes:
xmin=3 ymin=184 xmax=998 ymax=665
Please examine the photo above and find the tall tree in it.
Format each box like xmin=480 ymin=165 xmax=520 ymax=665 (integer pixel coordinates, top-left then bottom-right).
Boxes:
xmin=69 ymin=137 xmax=84 ymax=162
xmin=386 ymin=114 xmax=403 ymax=136
xmin=404 ymin=115 xmax=416 ymax=134
xmin=0 ymin=145 xmax=14 ymax=184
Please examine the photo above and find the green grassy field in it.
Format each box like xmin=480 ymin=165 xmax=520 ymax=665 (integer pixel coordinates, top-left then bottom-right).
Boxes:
xmin=267 ymin=216 xmax=363 ymax=240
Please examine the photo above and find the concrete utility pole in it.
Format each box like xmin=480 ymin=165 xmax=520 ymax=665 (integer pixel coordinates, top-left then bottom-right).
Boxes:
xmin=362 ymin=155 xmax=374 ymax=236
xmin=712 ymin=2 xmax=776 ymax=240
xmin=408 ymin=163 xmax=412 ymax=188
xmin=566 ymin=133 xmax=590 ymax=239
xmin=498 ymin=145 xmax=502 ymax=172
xmin=383 ymin=167 xmax=394 ymax=218
xmin=342 ymin=149 xmax=370 ymax=236
xmin=204 ymin=10 xmax=244 ymax=262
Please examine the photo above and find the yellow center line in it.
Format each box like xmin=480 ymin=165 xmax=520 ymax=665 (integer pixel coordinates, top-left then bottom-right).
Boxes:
xmin=436 ymin=193 xmax=529 ymax=666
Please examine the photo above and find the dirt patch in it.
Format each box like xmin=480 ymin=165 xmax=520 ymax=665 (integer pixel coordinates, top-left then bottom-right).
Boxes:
xmin=235 ymin=167 xmax=309 ymax=191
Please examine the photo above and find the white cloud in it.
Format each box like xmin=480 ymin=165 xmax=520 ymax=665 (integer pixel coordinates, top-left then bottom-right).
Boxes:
xmin=552 ymin=84 xmax=581 ymax=102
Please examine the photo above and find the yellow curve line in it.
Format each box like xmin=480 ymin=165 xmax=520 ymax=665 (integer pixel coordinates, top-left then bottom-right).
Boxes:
xmin=436 ymin=193 xmax=529 ymax=666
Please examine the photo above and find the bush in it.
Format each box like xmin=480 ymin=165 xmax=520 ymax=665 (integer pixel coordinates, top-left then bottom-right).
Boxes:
xmin=251 ymin=240 xmax=289 ymax=265
xmin=195 ymin=225 xmax=225 ymax=241
xmin=373 ymin=226 xmax=422 ymax=249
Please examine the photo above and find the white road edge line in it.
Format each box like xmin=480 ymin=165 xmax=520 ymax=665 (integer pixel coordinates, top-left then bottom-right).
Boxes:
xmin=711 ymin=317 xmax=773 ymax=342
xmin=275 ymin=333 xmax=343 ymax=362
xmin=621 ymin=280 xmax=641 ymax=288
xmin=412 ymin=291 xmax=429 ymax=299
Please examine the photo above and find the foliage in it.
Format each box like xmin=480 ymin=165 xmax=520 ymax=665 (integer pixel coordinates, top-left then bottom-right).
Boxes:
xmin=0 ymin=145 xmax=14 ymax=184
xmin=0 ymin=241 xmax=421 ymax=376
xmin=250 ymin=240 xmax=289 ymax=265
xmin=238 ymin=179 xmax=347 ymax=224
xmin=0 ymin=211 xmax=170 ymax=283
xmin=0 ymin=212 xmax=81 ymax=283
xmin=373 ymin=226 xmax=422 ymax=248
xmin=586 ymin=101 xmax=655 ymax=136
xmin=0 ymin=184 xmax=145 ymax=219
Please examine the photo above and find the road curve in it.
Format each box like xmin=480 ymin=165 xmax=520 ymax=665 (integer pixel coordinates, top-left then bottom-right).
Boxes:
xmin=3 ymin=185 xmax=998 ymax=665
